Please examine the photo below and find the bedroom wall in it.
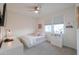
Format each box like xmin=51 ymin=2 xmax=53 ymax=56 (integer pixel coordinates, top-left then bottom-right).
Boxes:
xmin=1 ymin=4 xmax=36 ymax=38
xmin=6 ymin=13 xmax=36 ymax=37
xmin=36 ymin=6 xmax=77 ymax=49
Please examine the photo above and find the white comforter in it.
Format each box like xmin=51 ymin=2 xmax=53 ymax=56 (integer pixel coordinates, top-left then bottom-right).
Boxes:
xmin=19 ymin=35 xmax=46 ymax=48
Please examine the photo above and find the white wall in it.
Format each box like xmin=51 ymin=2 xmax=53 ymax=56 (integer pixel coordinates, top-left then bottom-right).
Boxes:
xmin=36 ymin=6 xmax=77 ymax=49
xmin=1 ymin=4 xmax=36 ymax=38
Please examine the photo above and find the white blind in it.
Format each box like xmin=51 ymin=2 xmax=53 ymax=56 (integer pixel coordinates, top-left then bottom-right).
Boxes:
xmin=53 ymin=16 xmax=64 ymax=24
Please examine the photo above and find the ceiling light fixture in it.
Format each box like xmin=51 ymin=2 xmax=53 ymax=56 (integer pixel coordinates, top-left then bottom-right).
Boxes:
xmin=34 ymin=10 xmax=39 ymax=13
xmin=34 ymin=6 xmax=40 ymax=14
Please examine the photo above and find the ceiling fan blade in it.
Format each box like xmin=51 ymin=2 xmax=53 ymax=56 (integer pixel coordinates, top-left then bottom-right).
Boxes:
xmin=24 ymin=3 xmax=41 ymax=11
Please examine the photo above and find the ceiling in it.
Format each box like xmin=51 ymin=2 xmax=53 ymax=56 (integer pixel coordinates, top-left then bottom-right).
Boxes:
xmin=0 ymin=3 xmax=75 ymax=18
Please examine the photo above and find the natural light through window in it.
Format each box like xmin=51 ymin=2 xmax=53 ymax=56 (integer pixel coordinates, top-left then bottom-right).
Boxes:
xmin=45 ymin=25 xmax=52 ymax=32
xmin=53 ymin=24 xmax=64 ymax=34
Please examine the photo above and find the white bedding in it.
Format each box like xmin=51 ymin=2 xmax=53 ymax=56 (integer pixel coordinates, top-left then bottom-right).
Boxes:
xmin=19 ymin=35 xmax=46 ymax=48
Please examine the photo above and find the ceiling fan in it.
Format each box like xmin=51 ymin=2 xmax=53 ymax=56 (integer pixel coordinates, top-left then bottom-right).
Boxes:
xmin=25 ymin=4 xmax=41 ymax=14
xmin=34 ymin=6 xmax=40 ymax=13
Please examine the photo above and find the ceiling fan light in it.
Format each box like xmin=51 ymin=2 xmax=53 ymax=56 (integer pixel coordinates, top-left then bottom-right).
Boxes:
xmin=34 ymin=10 xmax=39 ymax=13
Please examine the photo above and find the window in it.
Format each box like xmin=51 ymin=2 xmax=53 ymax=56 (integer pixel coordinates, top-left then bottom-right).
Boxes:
xmin=53 ymin=24 xmax=64 ymax=34
xmin=44 ymin=24 xmax=64 ymax=34
xmin=45 ymin=25 xmax=52 ymax=32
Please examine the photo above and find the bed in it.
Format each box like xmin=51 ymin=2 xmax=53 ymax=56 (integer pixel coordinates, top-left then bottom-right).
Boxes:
xmin=18 ymin=34 xmax=46 ymax=48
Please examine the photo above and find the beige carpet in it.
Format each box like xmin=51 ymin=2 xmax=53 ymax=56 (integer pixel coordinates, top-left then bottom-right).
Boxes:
xmin=23 ymin=41 xmax=76 ymax=55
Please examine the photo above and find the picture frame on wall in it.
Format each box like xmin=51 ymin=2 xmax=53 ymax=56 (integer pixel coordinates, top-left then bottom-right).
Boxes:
xmin=38 ymin=24 xmax=42 ymax=29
